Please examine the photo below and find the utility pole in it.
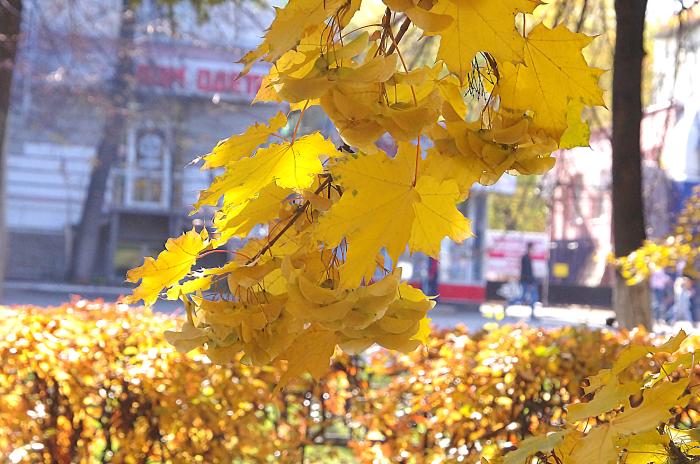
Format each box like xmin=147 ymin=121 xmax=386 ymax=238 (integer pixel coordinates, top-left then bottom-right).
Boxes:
xmin=0 ymin=0 xmax=23 ymax=301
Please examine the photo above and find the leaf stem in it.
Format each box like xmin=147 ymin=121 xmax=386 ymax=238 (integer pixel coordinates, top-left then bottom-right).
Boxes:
xmin=413 ymin=136 xmax=421 ymax=186
xmin=291 ymin=100 xmax=310 ymax=143
xmin=340 ymin=23 xmax=383 ymax=39
xmin=198 ymin=249 xmax=252 ymax=260
xmin=248 ymin=177 xmax=333 ymax=264
xmin=385 ymin=21 xmax=417 ymax=105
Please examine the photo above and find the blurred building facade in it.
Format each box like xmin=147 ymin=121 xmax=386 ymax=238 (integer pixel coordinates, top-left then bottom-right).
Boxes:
xmin=4 ymin=0 xmax=698 ymax=308
xmin=4 ymin=0 xmax=295 ymax=282
xmin=2 ymin=0 xmax=498 ymax=299
xmin=544 ymin=5 xmax=699 ymax=304
xmin=655 ymin=6 xmax=700 ymax=211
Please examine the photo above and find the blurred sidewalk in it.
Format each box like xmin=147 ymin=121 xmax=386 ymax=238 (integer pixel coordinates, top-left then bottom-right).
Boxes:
xmin=432 ymin=302 xmax=699 ymax=334
xmin=2 ymin=281 xmax=180 ymax=312
xmin=431 ymin=302 xmax=616 ymax=331
xmin=2 ymin=281 xmax=697 ymax=333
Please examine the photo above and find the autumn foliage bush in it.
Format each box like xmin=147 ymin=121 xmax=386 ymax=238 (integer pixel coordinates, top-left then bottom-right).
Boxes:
xmin=1 ymin=300 xmax=697 ymax=463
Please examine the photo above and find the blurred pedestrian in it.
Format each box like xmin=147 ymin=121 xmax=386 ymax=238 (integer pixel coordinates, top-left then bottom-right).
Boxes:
xmin=425 ymin=257 xmax=439 ymax=297
xmin=670 ymin=274 xmax=694 ymax=324
xmin=650 ymin=267 xmax=672 ymax=321
xmin=520 ymin=242 xmax=539 ymax=319
xmin=691 ymin=279 xmax=700 ymax=325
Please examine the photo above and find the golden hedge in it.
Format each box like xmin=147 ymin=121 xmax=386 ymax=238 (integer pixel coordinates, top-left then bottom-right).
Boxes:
xmin=1 ymin=301 xmax=697 ymax=463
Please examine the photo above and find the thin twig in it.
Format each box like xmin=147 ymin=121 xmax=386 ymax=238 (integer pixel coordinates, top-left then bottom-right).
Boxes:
xmin=248 ymin=177 xmax=333 ymax=264
xmin=387 ymin=16 xmax=411 ymax=54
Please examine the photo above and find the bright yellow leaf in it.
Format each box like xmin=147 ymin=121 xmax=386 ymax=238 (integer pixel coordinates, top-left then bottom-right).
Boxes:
xmin=559 ymin=101 xmax=591 ymax=149
xmin=164 ymin=321 xmax=208 ymax=353
xmin=315 ymin=142 xmax=471 ymax=287
xmin=214 ymin=183 xmax=292 ymax=243
xmin=125 ymin=228 xmax=209 ymax=306
xmin=276 ymin=328 xmax=338 ymax=392
xmin=566 ymin=378 xmax=641 ymax=423
xmin=429 ymin=0 xmax=536 ymax=81
xmin=165 ymin=274 xmax=213 ymax=300
xmin=503 ymin=431 xmax=567 ymax=464
xmin=611 ymin=378 xmax=690 ymax=435
xmin=498 ymin=24 xmax=605 ymax=142
xmin=382 ymin=0 xmax=454 ymax=32
xmin=570 ymin=424 xmax=618 ymax=464
xmin=202 ymin=113 xmax=287 ymax=169
xmin=618 ymin=430 xmax=671 ymax=464
xmin=241 ymin=0 xmax=348 ymax=69
xmin=586 ymin=330 xmax=688 ymax=393
xmin=195 ymin=132 xmax=338 ymax=209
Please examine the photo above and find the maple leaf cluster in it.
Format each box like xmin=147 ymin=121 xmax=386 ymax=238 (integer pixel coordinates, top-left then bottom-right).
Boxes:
xmin=125 ymin=0 xmax=605 ymax=384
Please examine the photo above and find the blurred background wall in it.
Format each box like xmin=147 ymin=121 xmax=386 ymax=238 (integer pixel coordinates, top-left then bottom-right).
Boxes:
xmin=2 ymin=0 xmax=699 ymax=308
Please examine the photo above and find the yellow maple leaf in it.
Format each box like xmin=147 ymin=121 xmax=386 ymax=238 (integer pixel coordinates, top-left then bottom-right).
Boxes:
xmin=428 ymin=0 xmax=537 ymax=82
xmin=503 ymin=431 xmax=567 ymax=464
xmin=253 ymin=46 xmax=321 ymax=104
xmin=559 ymin=101 xmax=591 ymax=149
xmin=321 ymin=86 xmax=386 ymax=152
xmin=315 ymin=143 xmax=471 ymax=287
xmin=165 ymin=274 xmax=213 ymax=300
xmin=125 ymin=228 xmax=209 ymax=306
xmin=570 ymin=424 xmax=618 ymax=464
xmin=611 ymin=378 xmax=690 ymax=435
xmin=227 ymin=258 xmax=281 ymax=291
xmin=202 ymin=112 xmax=287 ymax=169
xmin=277 ymin=54 xmax=398 ymax=103
xmin=322 ymin=81 xmax=442 ymax=153
xmin=422 ymin=147 xmax=480 ymax=199
xmin=239 ymin=0 xmax=350 ymax=73
xmin=275 ymin=328 xmax=338 ymax=392
xmin=585 ymin=330 xmax=687 ymax=393
xmin=195 ymin=132 xmax=338 ymax=209
xmin=164 ymin=320 xmax=209 ymax=353
xmin=213 ymin=183 xmax=291 ymax=244
xmin=360 ymin=283 xmax=434 ymax=352
xmin=552 ymin=430 xmax=584 ymax=464
xmin=437 ymin=76 xmax=468 ymax=121
xmin=566 ymin=378 xmax=642 ymax=423
xmin=411 ymin=316 xmax=432 ymax=345
xmin=618 ymin=430 xmax=671 ymax=464
xmin=498 ymin=23 xmax=605 ymax=142
xmin=382 ymin=0 xmax=453 ymax=32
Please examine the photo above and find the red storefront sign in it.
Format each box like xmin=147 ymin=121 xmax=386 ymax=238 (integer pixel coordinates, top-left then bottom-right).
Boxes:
xmin=135 ymin=62 xmax=264 ymax=98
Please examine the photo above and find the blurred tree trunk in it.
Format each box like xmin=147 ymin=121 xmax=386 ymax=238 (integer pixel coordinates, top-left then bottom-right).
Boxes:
xmin=69 ymin=0 xmax=135 ymax=283
xmin=612 ymin=0 xmax=651 ymax=329
xmin=0 ymin=0 xmax=23 ymax=301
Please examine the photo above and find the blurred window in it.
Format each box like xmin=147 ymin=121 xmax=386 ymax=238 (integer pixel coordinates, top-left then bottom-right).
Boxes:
xmin=122 ymin=123 xmax=172 ymax=209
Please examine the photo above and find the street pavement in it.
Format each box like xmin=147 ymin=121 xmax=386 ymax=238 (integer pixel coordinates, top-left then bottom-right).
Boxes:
xmin=432 ymin=302 xmax=616 ymax=330
xmin=0 ymin=282 xmax=616 ymax=331
xmin=3 ymin=281 xmax=698 ymax=333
